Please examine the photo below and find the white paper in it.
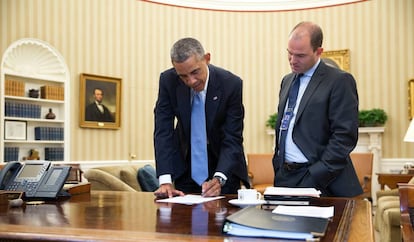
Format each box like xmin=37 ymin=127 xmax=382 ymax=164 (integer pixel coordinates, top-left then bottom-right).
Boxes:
xmin=272 ymin=205 xmax=334 ymax=218
xmin=156 ymin=194 xmax=224 ymax=205
xmin=264 ymin=187 xmax=321 ymax=197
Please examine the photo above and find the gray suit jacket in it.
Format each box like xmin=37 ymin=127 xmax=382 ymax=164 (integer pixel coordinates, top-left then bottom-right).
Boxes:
xmin=273 ymin=61 xmax=363 ymax=197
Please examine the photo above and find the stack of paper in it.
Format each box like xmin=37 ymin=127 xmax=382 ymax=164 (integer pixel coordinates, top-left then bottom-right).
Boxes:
xmin=263 ymin=187 xmax=321 ymax=206
xmin=272 ymin=205 xmax=334 ymax=218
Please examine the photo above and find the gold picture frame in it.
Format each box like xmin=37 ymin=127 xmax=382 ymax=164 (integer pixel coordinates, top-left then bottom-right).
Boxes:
xmin=79 ymin=73 xmax=121 ymax=129
xmin=321 ymin=49 xmax=350 ymax=72
xmin=409 ymin=79 xmax=414 ymax=120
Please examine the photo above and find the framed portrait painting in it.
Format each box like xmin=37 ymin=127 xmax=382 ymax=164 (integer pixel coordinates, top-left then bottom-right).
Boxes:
xmin=321 ymin=49 xmax=350 ymax=72
xmin=79 ymin=73 xmax=121 ymax=129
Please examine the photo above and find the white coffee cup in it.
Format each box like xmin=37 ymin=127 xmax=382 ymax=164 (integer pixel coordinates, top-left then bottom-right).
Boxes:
xmin=237 ymin=189 xmax=262 ymax=201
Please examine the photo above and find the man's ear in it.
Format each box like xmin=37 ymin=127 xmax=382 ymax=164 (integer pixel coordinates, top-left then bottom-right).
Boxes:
xmin=204 ymin=53 xmax=211 ymax=64
xmin=316 ymin=47 xmax=324 ymax=57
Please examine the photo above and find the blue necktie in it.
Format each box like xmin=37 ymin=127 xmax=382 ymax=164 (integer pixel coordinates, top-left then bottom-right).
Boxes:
xmin=278 ymin=74 xmax=303 ymax=164
xmin=191 ymin=92 xmax=208 ymax=185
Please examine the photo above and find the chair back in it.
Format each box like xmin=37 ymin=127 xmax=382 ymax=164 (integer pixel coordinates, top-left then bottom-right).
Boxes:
xmin=350 ymin=152 xmax=373 ymax=200
xmin=398 ymin=183 xmax=414 ymax=242
xmin=247 ymin=153 xmax=274 ymax=193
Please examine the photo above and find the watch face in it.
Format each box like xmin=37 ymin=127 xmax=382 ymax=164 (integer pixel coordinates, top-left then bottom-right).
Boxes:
xmin=215 ymin=176 xmax=225 ymax=186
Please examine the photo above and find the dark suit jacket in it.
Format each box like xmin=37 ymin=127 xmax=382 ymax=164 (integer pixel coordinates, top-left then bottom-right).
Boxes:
xmin=273 ymin=61 xmax=363 ymax=197
xmin=154 ymin=64 xmax=249 ymax=191
xmin=85 ymin=102 xmax=114 ymax=122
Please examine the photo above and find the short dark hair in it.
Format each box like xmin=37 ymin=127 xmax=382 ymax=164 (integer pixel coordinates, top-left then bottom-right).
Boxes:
xmin=93 ymin=88 xmax=103 ymax=94
xmin=291 ymin=21 xmax=323 ymax=51
xmin=170 ymin=37 xmax=205 ymax=63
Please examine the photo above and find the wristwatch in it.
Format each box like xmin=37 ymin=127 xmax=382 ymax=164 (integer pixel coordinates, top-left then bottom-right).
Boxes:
xmin=214 ymin=176 xmax=226 ymax=186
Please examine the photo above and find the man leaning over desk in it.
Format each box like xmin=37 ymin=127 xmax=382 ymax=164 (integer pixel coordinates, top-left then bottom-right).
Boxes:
xmin=153 ymin=37 xmax=250 ymax=198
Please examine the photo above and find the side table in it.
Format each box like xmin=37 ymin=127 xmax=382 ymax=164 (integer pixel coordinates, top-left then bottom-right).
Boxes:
xmin=377 ymin=173 xmax=413 ymax=190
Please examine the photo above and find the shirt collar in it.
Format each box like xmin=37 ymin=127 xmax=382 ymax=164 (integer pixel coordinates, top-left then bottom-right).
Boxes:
xmin=303 ymin=59 xmax=320 ymax=77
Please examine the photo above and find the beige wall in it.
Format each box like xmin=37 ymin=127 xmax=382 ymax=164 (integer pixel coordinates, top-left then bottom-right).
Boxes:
xmin=1 ymin=0 xmax=413 ymax=161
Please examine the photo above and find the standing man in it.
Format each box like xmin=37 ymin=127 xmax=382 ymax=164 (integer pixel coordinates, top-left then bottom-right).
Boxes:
xmin=85 ymin=88 xmax=114 ymax=122
xmin=154 ymin=37 xmax=249 ymax=198
xmin=273 ymin=21 xmax=362 ymax=197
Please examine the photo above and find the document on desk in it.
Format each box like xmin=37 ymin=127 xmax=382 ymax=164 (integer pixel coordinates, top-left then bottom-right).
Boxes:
xmin=272 ymin=205 xmax=334 ymax=218
xmin=156 ymin=195 xmax=224 ymax=205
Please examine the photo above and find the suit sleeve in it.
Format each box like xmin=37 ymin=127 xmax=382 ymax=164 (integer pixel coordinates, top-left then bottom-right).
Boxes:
xmin=154 ymin=72 xmax=177 ymax=177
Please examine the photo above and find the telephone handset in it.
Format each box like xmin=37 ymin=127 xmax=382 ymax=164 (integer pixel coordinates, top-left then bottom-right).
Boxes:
xmin=0 ymin=161 xmax=71 ymax=199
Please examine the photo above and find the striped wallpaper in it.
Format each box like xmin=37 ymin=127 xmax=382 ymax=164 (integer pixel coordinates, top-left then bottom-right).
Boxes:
xmin=0 ymin=0 xmax=413 ymax=162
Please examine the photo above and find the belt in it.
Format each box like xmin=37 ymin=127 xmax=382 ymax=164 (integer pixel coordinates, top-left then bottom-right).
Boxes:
xmin=283 ymin=161 xmax=308 ymax=171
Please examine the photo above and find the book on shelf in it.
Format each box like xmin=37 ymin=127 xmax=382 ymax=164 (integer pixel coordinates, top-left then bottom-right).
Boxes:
xmin=35 ymin=127 xmax=64 ymax=141
xmin=5 ymin=79 xmax=25 ymax=96
xmin=222 ymin=206 xmax=329 ymax=240
xmin=5 ymin=101 xmax=41 ymax=118
xmin=41 ymin=85 xmax=64 ymax=100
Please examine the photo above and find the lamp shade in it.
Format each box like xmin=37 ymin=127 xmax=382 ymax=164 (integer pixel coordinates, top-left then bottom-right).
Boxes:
xmin=404 ymin=119 xmax=414 ymax=142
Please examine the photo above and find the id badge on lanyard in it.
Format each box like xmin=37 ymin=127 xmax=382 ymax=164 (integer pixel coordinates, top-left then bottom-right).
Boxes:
xmin=280 ymin=108 xmax=294 ymax=131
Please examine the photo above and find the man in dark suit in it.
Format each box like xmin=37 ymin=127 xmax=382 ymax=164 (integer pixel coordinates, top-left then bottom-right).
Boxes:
xmin=85 ymin=88 xmax=114 ymax=122
xmin=153 ymin=37 xmax=249 ymax=198
xmin=273 ymin=21 xmax=363 ymax=197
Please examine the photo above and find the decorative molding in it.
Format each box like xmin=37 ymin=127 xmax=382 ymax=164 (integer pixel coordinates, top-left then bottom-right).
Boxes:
xmin=2 ymin=39 xmax=67 ymax=82
xmin=143 ymin=0 xmax=367 ymax=12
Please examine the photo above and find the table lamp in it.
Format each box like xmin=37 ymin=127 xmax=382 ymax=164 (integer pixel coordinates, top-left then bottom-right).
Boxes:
xmin=404 ymin=119 xmax=414 ymax=142
xmin=403 ymin=119 xmax=414 ymax=173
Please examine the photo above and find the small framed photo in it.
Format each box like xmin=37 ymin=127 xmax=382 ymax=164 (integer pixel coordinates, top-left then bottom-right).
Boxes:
xmin=4 ymin=120 xmax=27 ymax=140
xmin=79 ymin=73 xmax=122 ymax=129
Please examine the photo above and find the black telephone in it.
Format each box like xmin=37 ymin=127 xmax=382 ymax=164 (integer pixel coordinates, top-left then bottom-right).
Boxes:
xmin=0 ymin=161 xmax=71 ymax=199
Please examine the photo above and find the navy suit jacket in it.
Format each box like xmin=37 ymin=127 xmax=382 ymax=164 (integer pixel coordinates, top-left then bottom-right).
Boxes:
xmin=154 ymin=64 xmax=249 ymax=189
xmin=273 ymin=61 xmax=363 ymax=197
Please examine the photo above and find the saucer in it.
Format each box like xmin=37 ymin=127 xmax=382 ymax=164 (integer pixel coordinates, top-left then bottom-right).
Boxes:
xmin=228 ymin=199 xmax=266 ymax=208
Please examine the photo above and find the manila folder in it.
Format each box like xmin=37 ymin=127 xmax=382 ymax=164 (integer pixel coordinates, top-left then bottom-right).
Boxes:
xmin=222 ymin=206 xmax=329 ymax=240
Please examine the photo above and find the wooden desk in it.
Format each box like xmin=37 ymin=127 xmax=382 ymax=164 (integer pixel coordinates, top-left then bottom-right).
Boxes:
xmin=377 ymin=173 xmax=413 ymax=189
xmin=0 ymin=191 xmax=373 ymax=242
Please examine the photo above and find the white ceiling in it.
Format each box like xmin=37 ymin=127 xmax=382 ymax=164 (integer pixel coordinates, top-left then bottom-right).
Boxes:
xmin=143 ymin=0 xmax=366 ymax=12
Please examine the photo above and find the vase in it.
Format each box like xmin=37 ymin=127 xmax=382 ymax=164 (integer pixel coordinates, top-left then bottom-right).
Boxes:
xmin=45 ymin=108 xmax=56 ymax=119
xmin=29 ymin=89 xmax=39 ymax=98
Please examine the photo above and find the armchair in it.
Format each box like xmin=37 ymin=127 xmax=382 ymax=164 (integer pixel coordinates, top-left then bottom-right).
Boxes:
xmin=84 ymin=163 xmax=158 ymax=192
xmin=374 ymin=177 xmax=414 ymax=242
xmin=398 ymin=183 xmax=414 ymax=242
xmin=247 ymin=153 xmax=274 ymax=194
xmin=350 ymin=152 xmax=373 ymax=200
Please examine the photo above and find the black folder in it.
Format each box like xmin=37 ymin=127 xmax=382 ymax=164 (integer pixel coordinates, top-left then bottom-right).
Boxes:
xmin=222 ymin=206 xmax=329 ymax=240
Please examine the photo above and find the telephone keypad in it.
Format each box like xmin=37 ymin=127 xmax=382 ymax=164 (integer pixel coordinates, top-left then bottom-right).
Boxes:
xmin=7 ymin=180 xmax=39 ymax=196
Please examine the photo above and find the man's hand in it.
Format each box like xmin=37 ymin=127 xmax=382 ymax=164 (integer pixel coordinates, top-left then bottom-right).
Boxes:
xmin=201 ymin=178 xmax=222 ymax=197
xmin=154 ymin=183 xmax=185 ymax=199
